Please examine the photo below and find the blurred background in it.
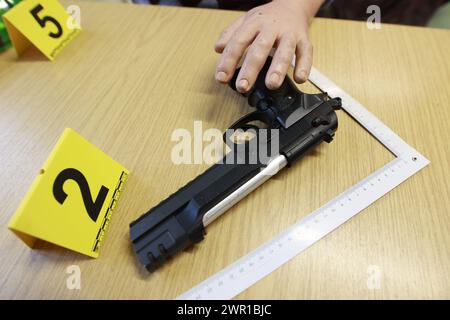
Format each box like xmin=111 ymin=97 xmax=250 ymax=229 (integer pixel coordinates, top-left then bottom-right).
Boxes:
xmin=1 ymin=0 xmax=449 ymax=53
xmin=105 ymin=0 xmax=449 ymax=28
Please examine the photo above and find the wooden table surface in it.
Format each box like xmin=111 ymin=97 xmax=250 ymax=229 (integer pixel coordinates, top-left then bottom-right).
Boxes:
xmin=1 ymin=1 xmax=449 ymax=299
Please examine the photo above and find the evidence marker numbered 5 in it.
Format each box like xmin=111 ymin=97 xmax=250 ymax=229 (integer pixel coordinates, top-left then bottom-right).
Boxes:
xmin=2 ymin=0 xmax=80 ymax=60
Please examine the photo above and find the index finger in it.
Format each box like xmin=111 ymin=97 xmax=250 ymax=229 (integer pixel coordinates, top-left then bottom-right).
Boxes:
xmin=215 ymin=24 xmax=259 ymax=84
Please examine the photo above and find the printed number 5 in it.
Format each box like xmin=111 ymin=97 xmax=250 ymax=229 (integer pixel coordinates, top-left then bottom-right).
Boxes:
xmin=53 ymin=168 xmax=109 ymax=223
xmin=30 ymin=4 xmax=63 ymax=39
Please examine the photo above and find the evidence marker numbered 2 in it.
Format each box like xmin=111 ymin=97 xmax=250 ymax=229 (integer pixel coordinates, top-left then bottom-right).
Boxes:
xmin=8 ymin=128 xmax=129 ymax=258
xmin=129 ymin=57 xmax=341 ymax=271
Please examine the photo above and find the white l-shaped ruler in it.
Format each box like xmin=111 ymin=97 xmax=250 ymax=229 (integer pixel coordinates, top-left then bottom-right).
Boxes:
xmin=177 ymin=66 xmax=430 ymax=300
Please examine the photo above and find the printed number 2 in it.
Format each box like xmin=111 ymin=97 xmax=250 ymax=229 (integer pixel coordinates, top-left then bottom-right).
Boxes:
xmin=30 ymin=4 xmax=63 ymax=39
xmin=53 ymin=168 xmax=109 ymax=222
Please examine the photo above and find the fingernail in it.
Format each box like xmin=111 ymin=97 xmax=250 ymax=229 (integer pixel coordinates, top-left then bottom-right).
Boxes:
xmin=237 ymin=79 xmax=249 ymax=91
xmin=298 ymin=70 xmax=307 ymax=82
xmin=216 ymin=71 xmax=227 ymax=82
xmin=269 ymin=73 xmax=280 ymax=87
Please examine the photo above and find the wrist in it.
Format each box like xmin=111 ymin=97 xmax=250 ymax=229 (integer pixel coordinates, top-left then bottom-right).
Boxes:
xmin=273 ymin=0 xmax=324 ymax=22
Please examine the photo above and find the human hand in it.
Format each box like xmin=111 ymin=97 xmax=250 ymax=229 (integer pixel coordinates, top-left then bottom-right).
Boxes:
xmin=215 ymin=0 xmax=324 ymax=93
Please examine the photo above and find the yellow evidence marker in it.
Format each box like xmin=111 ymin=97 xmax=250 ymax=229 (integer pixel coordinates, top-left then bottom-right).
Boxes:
xmin=2 ymin=0 xmax=80 ymax=60
xmin=8 ymin=128 xmax=129 ymax=258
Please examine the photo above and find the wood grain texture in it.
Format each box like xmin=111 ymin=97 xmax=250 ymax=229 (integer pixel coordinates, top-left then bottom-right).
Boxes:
xmin=0 ymin=1 xmax=449 ymax=299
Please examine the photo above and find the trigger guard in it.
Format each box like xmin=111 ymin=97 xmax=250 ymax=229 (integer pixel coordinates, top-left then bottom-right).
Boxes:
xmin=222 ymin=111 xmax=274 ymax=148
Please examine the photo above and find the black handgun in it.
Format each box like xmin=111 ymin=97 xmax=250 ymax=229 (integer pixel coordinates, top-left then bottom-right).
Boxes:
xmin=129 ymin=58 xmax=341 ymax=272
